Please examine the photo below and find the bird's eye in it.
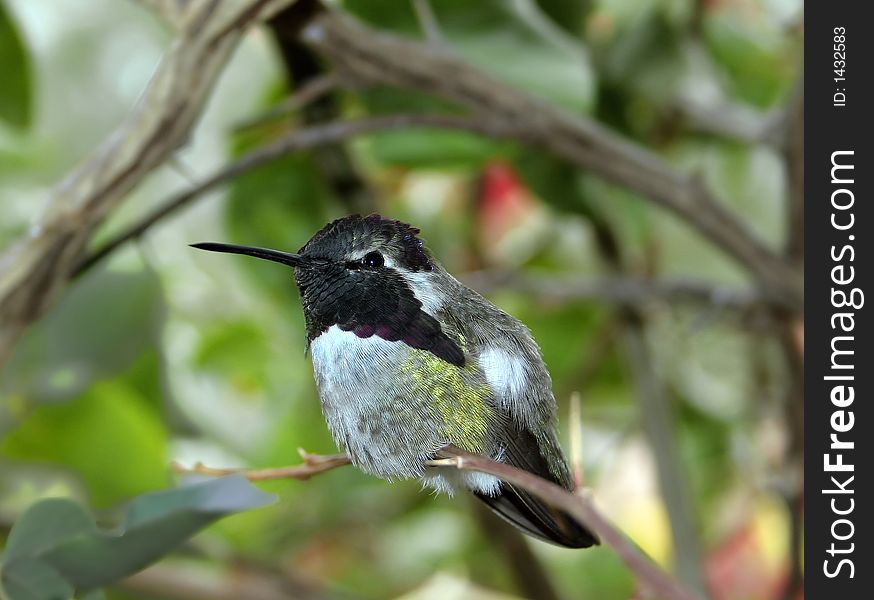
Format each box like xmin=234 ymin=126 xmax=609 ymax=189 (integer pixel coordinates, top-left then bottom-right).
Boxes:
xmin=361 ymin=251 xmax=384 ymax=269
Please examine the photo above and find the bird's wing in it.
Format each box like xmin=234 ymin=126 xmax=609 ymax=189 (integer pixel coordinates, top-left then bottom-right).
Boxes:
xmin=476 ymin=426 xmax=598 ymax=548
xmin=439 ymin=298 xmax=598 ymax=547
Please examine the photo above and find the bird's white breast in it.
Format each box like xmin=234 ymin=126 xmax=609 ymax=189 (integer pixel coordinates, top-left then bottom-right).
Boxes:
xmin=310 ymin=324 xmax=394 ymax=388
xmin=309 ymin=325 xmax=435 ymax=479
xmin=308 ymin=324 xmax=503 ymax=496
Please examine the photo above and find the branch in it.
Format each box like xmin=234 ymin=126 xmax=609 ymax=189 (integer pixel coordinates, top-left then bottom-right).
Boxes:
xmin=300 ymin=8 xmax=801 ymax=311
xmin=462 ymin=271 xmax=771 ymax=313
xmin=75 ymin=114 xmax=513 ymax=275
xmin=0 ymin=0 xmax=298 ymax=367
xmin=432 ymin=446 xmax=704 ymax=600
xmin=781 ymin=78 xmax=804 ymax=261
xmin=673 ymin=42 xmax=784 ymax=146
xmin=179 ymin=447 xmax=701 ymax=600
xmin=412 ymin=0 xmax=445 ymax=46
xmin=233 ymin=72 xmax=342 ymax=132
xmin=172 ymin=450 xmax=351 ymax=481
xmin=267 ymin=3 xmax=375 ymax=215
xmin=676 ymin=93 xmax=783 ymax=146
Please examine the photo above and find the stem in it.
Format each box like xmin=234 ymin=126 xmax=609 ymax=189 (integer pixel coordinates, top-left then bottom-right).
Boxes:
xmin=171 ymin=451 xmax=351 ymax=481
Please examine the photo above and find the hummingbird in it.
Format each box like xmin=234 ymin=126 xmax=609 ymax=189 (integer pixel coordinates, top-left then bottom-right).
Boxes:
xmin=192 ymin=214 xmax=597 ymax=548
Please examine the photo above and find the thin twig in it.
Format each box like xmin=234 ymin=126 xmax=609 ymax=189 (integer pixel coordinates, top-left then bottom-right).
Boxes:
xmin=463 ymin=271 xmax=772 ymax=312
xmin=675 ymin=79 xmax=783 ymax=146
xmin=569 ymin=392 xmax=585 ymax=490
xmin=233 ymin=73 xmax=342 ymax=131
xmin=622 ymin=323 xmax=709 ymax=596
xmin=171 ymin=450 xmax=351 ymax=481
xmin=412 ymin=0 xmax=444 ymax=45
xmin=75 ymin=114 xmax=510 ymax=275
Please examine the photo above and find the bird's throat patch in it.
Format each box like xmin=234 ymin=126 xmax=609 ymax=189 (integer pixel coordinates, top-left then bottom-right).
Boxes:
xmin=296 ymin=263 xmax=465 ymax=367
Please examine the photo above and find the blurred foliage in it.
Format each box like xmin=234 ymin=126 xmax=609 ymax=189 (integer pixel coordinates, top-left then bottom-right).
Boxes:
xmin=345 ymin=0 xmax=596 ymax=111
xmin=0 ymin=266 xmax=164 ymax=410
xmin=0 ymin=0 xmax=32 ymax=130
xmin=0 ymin=0 xmax=801 ymax=599
xmin=0 ymin=478 xmax=273 ymax=599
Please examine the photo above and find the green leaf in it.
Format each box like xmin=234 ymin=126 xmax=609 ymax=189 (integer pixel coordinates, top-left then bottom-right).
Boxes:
xmin=703 ymin=10 xmax=795 ymax=107
xmin=193 ymin=319 xmax=272 ymax=401
xmin=0 ymin=558 xmax=74 ymax=600
xmin=358 ymin=126 xmax=507 ymax=169
xmin=533 ymin=0 xmax=589 ymax=37
xmin=444 ymin=1 xmax=595 ymax=111
xmin=598 ymin=15 xmax=684 ymax=105
xmin=355 ymin=86 xmax=507 ymax=167
xmin=0 ymin=477 xmax=274 ymax=595
xmin=0 ymin=2 xmax=32 ymax=129
xmin=575 ymin=548 xmax=636 ymax=600
xmin=512 ymin=148 xmax=583 ymax=214
xmin=1 ymin=265 xmax=164 ymax=405
xmin=4 ymin=499 xmax=95 ymax=560
xmin=2 ymin=373 xmax=169 ymax=507
xmin=225 ymin=152 xmax=334 ymax=250
xmin=353 ymin=87 xmax=508 ymax=168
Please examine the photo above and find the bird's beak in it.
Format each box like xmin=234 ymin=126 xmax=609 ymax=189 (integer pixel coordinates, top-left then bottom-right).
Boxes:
xmin=190 ymin=242 xmax=309 ymax=268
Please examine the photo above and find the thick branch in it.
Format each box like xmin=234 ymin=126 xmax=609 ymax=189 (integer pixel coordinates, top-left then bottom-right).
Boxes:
xmin=0 ymin=0 xmax=297 ymax=367
xmin=300 ymin=8 xmax=801 ymax=311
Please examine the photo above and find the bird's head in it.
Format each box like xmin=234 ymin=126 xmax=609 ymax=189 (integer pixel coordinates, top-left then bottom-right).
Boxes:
xmin=192 ymin=214 xmax=463 ymax=365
